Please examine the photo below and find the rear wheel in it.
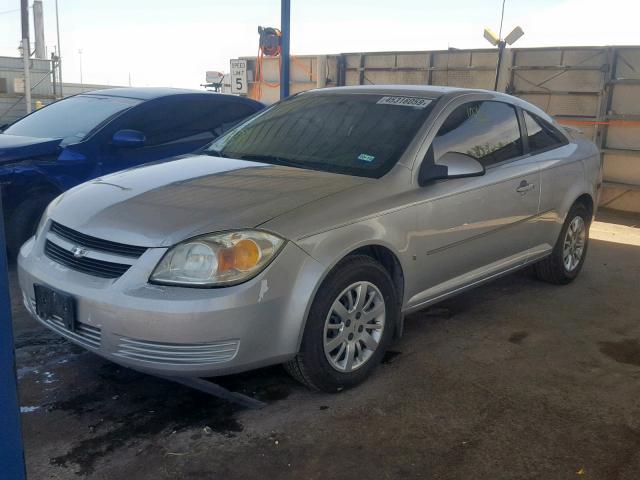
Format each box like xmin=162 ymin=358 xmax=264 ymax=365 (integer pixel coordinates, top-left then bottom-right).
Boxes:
xmin=285 ymin=255 xmax=398 ymax=392
xmin=534 ymin=203 xmax=590 ymax=284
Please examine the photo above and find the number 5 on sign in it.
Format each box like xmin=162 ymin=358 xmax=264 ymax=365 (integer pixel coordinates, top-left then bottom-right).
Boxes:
xmin=230 ymin=59 xmax=248 ymax=95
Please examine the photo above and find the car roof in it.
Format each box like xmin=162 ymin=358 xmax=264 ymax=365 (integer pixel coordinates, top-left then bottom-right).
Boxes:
xmin=300 ymin=85 xmax=555 ymax=124
xmin=77 ymin=87 xmax=263 ymax=106
xmin=306 ymin=84 xmax=477 ymax=98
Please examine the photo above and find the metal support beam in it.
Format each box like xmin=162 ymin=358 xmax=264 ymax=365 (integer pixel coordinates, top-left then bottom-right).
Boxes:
xmin=280 ymin=0 xmax=290 ymax=100
xmin=0 ymin=195 xmax=26 ymax=480
xmin=337 ymin=54 xmax=346 ymax=86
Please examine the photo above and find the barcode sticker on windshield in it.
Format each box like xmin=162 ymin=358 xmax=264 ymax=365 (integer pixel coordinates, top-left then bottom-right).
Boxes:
xmin=376 ymin=96 xmax=432 ymax=108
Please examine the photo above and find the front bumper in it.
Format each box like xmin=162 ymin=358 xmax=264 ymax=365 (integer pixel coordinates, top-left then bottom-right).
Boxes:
xmin=18 ymin=234 xmax=325 ymax=377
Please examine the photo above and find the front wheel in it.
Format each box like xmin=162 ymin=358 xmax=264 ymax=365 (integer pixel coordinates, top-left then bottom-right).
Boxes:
xmin=7 ymin=194 xmax=56 ymax=259
xmin=285 ymin=255 xmax=399 ymax=392
xmin=534 ymin=203 xmax=590 ymax=284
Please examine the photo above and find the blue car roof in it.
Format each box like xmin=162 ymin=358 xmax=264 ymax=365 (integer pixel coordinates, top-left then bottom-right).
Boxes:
xmin=78 ymin=87 xmax=263 ymax=106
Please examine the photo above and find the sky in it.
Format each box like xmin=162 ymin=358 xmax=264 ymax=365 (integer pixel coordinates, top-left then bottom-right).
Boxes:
xmin=0 ymin=0 xmax=637 ymax=88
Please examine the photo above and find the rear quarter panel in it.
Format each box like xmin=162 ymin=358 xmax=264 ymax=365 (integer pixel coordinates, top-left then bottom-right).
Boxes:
xmin=537 ymin=138 xmax=600 ymax=245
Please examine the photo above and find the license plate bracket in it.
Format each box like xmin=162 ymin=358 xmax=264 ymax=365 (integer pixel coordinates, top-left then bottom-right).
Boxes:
xmin=34 ymin=284 xmax=76 ymax=331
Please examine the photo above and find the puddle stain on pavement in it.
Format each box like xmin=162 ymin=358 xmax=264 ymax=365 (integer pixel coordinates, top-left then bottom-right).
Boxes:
xmin=599 ymin=338 xmax=640 ymax=367
xmin=19 ymin=327 xmax=403 ymax=476
xmin=45 ymin=363 xmax=297 ymax=476
xmin=509 ymin=331 xmax=529 ymax=345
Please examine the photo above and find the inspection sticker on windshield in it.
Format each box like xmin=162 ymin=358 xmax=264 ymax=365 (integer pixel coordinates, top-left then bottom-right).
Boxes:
xmin=358 ymin=153 xmax=376 ymax=162
xmin=376 ymin=96 xmax=432 ymax=108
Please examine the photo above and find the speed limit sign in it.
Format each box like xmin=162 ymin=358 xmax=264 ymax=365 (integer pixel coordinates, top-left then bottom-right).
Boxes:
xmin=230 ymin=59 xmax=248 ymax=95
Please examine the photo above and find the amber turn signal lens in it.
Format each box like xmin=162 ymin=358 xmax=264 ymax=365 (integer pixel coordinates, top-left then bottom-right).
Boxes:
xmin=234 ymin=239 xmax=261 ymax=271
xmin=218 ymin=239 xmax=261 ymax=273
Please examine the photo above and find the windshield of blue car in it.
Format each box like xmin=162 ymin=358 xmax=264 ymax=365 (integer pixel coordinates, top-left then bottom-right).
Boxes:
xmin=3 ymin=95 xmax=142 ymax=145
xmin=205 ymin=92 xmax=435 ymax=178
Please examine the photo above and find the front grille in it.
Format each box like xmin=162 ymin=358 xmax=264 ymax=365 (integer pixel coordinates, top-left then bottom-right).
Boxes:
xmin=50 ymin=221 xmax=147 ymax=258
xmin=45 ymin=240 xmax=132 ymax=278
xmin=114 ymin=336 xmax=240 ymax=365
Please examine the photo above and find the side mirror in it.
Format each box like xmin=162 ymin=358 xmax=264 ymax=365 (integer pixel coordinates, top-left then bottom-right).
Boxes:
xmin=112 ymin=129 xmax=146 ymax=148
xmin=419 ymin=152 xmax=485 ymax=185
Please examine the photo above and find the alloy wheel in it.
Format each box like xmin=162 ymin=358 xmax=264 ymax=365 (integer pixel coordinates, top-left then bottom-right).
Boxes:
xmin=563 ymin=216 xmax=586 ymax=272
xmin=323 ymin=281 xmax=386 ymax=372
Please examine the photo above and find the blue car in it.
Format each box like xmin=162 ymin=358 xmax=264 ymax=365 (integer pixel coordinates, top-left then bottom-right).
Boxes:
xmin=0 ymin=88 xmax=263 ymax=256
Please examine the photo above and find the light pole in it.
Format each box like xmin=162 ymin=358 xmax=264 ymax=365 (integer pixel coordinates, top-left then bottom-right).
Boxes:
xmin=483 ymin=0 xmax=523 ymax=91
xmin=484 ymin=26 xmax=523 ymax=91
xmin=78 ymin=49 xmax=83 ymax=89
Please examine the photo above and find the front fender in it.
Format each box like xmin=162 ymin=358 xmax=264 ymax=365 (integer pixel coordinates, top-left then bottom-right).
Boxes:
xmin=295 ymin=204 xmax=417 ymax=304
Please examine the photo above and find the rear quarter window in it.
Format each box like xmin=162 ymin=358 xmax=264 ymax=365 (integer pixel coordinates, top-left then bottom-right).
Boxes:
xmin=523 ymin=110 xmax=567 ymax=154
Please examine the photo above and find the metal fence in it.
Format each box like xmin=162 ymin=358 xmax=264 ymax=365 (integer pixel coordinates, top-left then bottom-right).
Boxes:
xmin=243 ymin=45 xmax=640 ymax=213
xmin=0 ymin=56 xmax=55 ymax=126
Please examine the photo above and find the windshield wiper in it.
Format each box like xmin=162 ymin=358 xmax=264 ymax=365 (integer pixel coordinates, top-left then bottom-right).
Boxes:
xmin=204 ymin=148 xmax=228 ymax=158
xmin=238 ymin=154 xmax=310 ymax=169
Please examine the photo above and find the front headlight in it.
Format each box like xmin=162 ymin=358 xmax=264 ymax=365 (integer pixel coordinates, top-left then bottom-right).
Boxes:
xmin=34 ymin=210 xmax=50 ymax=240
xmin=150 ymin=230 xmax=285 ymax=287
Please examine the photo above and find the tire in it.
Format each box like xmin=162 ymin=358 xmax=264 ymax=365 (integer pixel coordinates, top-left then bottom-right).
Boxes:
xmin=285 ymin=255 xmax=399 ymax=392
xmin=6 ymin=194 xmax=56 ymax=259
xmin=534 ymin=202 xmax=590 ymax=285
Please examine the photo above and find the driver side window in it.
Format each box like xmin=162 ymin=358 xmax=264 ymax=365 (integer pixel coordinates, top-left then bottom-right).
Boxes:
xmin=433 ymin=101 xmax=523 ymax=167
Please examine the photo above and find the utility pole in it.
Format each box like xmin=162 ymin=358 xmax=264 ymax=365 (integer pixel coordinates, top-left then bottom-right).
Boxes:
xmin=20 ymin=0 xmax=32 ymax=114
xmin=280 ymin=0 xmax=290 ymax=100
xmin=55 ymin=0 xmax=64 ymax=97
xmin=33 ymin=1 xmax=46 ymax=59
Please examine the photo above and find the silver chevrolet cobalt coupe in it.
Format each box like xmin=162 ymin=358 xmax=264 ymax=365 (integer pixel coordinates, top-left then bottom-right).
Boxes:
xmin=19 ymin=86 xmax=601 ymax=392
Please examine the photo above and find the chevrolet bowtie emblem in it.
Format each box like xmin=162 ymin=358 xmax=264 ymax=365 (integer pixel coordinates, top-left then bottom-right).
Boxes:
xmin=70 ymin=246 xmax=89 ymax=259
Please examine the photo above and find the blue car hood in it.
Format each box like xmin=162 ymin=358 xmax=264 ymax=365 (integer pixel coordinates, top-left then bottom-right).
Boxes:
xmin=0 ymin=134 xmax=62 ymax=164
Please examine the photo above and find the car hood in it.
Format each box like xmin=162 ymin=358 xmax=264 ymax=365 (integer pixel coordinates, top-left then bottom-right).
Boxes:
xmin=49 ymin=154 xmax=370 ymax=247
xmin=0 ymin=134 xmax=62 ymax=163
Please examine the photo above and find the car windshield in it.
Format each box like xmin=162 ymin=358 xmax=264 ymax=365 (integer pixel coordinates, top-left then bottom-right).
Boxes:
xmin=205 ymin=92 xmax=435 ymax=178
xmin=3 ymin=94 xmax=142 ymax=145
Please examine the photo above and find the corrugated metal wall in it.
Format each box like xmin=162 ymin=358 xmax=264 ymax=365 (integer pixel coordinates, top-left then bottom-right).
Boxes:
xmin=600 ymin=47 xmax=640 ymax=212
xmin=244 ymin=46 xmax=640 ymax=213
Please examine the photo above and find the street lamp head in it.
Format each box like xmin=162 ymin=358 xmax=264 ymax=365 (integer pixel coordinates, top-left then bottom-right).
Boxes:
xmin=504 ymin=26 xmax=524 ymax=45
xmin=483 ymin=28 xmax=500 ymax=46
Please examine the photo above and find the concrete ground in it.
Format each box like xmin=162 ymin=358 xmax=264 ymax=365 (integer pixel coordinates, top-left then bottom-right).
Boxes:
xmin=11 ymin=209 xmax=640 ymax=480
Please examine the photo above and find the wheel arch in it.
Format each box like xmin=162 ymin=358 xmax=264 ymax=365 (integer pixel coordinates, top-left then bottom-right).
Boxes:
xmin=573 ymin=192 xmax=594 ymax=222
xmin=295 ymin=240 xmax=408 ymax=349
xmin=347 ymin=245 xmax=405 ymax=311
xmin=2 ymin=173 xmax=62 ymax=219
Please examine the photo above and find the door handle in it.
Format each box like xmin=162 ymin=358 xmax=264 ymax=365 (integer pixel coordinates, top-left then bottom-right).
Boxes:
xmin=516 ymin=180 xmax=535 ymax=193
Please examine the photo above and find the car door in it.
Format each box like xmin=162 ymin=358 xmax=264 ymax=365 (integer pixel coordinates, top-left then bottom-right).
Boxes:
xmin=409 ymin=99 xmax=542 ymax=307
xmin=521 ymin=109 xmax=579 ymax=246
xmin=98 ymin=96 xmax=260 ymax=176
